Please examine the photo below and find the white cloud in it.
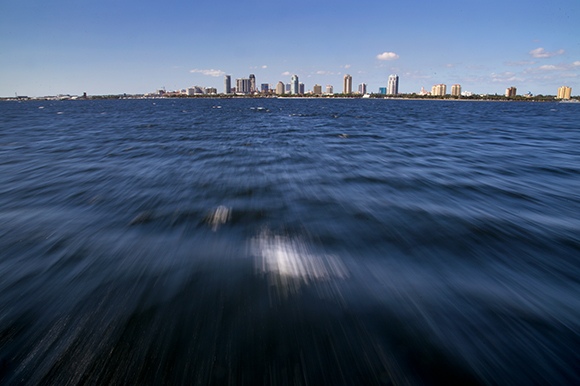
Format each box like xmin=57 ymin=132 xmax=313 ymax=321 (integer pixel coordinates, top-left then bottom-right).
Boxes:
xmin=466 ymin=65 xmax=485 ymax=70
xmin=357 ymin=70 xmax=367 ymax=74
xmin=505 ymin=60 xmax=537 ymax=66
xmin=445 ymin=64 xmax=454 ymax=67
xmin=490 ymin=71 xmax=525 ymax=82
xmin=262 ymin=65 xmax=267 ymax=69
xmin=402 ymin=70 xmax=431 ymax=79
xmin=528 ymin=47 xmax=565 ymax=58
xmin=189 ymin=68 xmax=225 ymax=77
xmin=281 ymin=71 xmax=291 ymax=76
xmin=344 ymin=64 xmax=351 ymax=68
xmin=376 ymin=52 xmax=399 ymax=61
xmin=523 ymin=61 xmax=580 ymax=74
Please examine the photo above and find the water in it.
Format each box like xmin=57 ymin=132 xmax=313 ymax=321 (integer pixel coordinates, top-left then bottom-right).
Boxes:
xmin=1 ymin=98 xmax=579 ymax=385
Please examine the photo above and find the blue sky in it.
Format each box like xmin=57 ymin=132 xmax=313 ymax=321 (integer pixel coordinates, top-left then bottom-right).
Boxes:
xmin=1 ymin=0 xmax=578 ymax=96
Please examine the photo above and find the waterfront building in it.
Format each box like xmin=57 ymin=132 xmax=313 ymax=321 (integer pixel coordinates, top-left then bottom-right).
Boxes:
xmin=249 ymin=74 xmax=256 ymax=93
xmin=343 ymin=74 xmax=352 ymax=94
xmin=358 ymin=83 xmax=367 ymax=95
xmin=291 ymin=75 xmax=299 ymax=94
xmin=387 ymin=74 xmax=399 ymax=95
xmin=206 ymin=88 xmax=217 ymax=94
xmin=431 ymin=84 xmax=447 ymax=96
xmin=379 ymin=87 xmax=387 ymax=95
xmin=186 ymin=86 xmax=205 ymax=95
xmin=326 ymin=85 xmax=333 ymax=94
xmin=505 ymin=87 xmax=517 ymax=97
xmin=451 ymin=84 xmax=461 ymax=96
xmin=261 ymin=83 xmax=269 ymax=93
xmin=285 ymin=83 xmax=291 ymax=92
xmin=418 ymin=87 xmax=429 ymax=96
xmin=313 ymin=84 xmax=322 ymax=95
xmin=224 ymin=75 xmax=231 ymax=94
xmin=461 ymin=91 xmax=473 ymax=97
xmin=299 ymin=82 xmax=305 ymax=94
xmin=557 ymin=86 xmax=572 ymax=99
xmin=276 ymin=81 xmax=285 ymax=95
xmin=236 ymin=78 xmax=251 ymax=94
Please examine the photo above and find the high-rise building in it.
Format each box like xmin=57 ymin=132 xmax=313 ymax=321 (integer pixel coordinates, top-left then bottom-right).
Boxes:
xmin=431 ymin=84 xmax=447 ymax=96
xmin=236 ymin=78 xmax=251 ymax=94
xmin=291 ymin=75 xmax=299 ymax=94
xmin=343 ymin=74 xmax=352 ymax=94
xmin=285 ymin=83 xmax=291 ymax=92
xmin=249 ymin=74 xmax=256 ymax=93
xmin=313 ymin=84 xmax=322 ymax=95
xmin=224 ymin=75 xmax=231 ymax=94
xmin=505 ymin=87 xmax=517 ymax=97
xmin=299 ymin=82 xmax=304 ymax=94
xmin=261 ymin=83 xmax=270 ymax=93
xmin=557 ymin=86 xmax=572 ymax=99
xmin=326 ymin=85 xmax=333 ymax=94
xmin=358 ymin=83 xmax=367 ymax=94
xmin=379 ymin=87 xmax=387 ymax=95
xmin=451 ymin=84 xmax=461 ymax=96
xmin=276 ymin=81 xmax=285 ymax=95
xmin=387 ymin=74 xmax=399 ymax=95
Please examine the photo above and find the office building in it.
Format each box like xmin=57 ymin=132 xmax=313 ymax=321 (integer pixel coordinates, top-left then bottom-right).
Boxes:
xmin=291 ymin=75 xmax=299 ymax=94
xmin=224 ymin=75 xmax=231 ymax=94
xmin=249 ymin=74 xmax=256 ymax=93
xmin=451 ymin=84 xmax=461 ymax=96
xmin=299 ymin=82 xmax=304 ymax=94
xmin=505 ymin=87 xmax=517 ymax=97
xmin=261 ymin=83 xmax=269 ymax=93
xmin=236 ymin=78 xmax=251 ymax=94
xmin=557 ymin=86 xmax=572 ymax=99
xmin=285 ymin=83 xmax=291 ymax=92
xmin=358 ymin=83 xmax=367 ymax=95
xmin=326 ymin=85 xmax=333 ymax=94
xmin=431 ymin=84 xmax=447 ymax=96
xmin=343 ymin=74 xmax=352 ymax=94
xmin=276 ymin=81 xmax=285 ymax=95
xmin=379 ymin=87 xmax=387 ymax=95
xmin=313 ymin=84 xmax=322 ymax=95
xmin=387 ymin=74 xmax=399 ymax=95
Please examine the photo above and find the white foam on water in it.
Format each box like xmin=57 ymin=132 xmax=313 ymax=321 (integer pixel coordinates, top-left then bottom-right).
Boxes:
xmin=206 ymin=205 xmax=231 ymax=231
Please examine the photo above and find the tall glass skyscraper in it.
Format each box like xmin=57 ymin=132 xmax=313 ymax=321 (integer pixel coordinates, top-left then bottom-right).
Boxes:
xmin=387 ymin=74 xmax=399 ymax=95
xmin=291 ymin=75 xmax=299 ymax=94
xmin=224 ymin=75 xmax=231 ymax=94
xmin=343 ymin=74 xmax=352 ymax=94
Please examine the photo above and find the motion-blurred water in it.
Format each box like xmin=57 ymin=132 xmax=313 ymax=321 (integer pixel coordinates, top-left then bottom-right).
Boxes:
xmin=1 ymin=98 xmax=579 ymax=385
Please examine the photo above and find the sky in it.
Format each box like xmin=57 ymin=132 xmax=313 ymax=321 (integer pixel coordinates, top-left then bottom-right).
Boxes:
xmin=1 ymin=0 xmax=578 ymax=97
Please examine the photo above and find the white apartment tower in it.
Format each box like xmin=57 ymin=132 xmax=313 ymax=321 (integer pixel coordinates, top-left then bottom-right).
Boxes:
xmin=387 ymin=74 xmax=399 ymax=95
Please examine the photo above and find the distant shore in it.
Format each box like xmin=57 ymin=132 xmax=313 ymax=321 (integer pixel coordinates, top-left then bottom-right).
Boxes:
xmin=2 ymin=94 xmax=577 ymax=102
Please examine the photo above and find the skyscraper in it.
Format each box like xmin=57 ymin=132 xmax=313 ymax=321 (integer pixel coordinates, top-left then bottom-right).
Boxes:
xmin=224 ymin=75 xmax=231 ymax=94
xmin=313 ymin=84 xmax=322 ymax=95
xmin=249 ymin=74 xmax=256 ymax=93
xmin=343 ymin=74 xmax=352 ymax=94
xmin=299 ymin=82 xmax=304 ymax=94
xmin=505 ymin=87 xmax=517 ymax=97
xmin=291 ymin=75 xmax=299 ymax=95
xmin=451 ymin=84 xmax=461 ymax=96
xmin=379 ymin=87 xmax=387 ymax=94
xmin=261 ymin=83 xmax=269 ymax=93
xmin=326 ymin=85 xmax=333 ymax=94
xmin=431 ymin=84 xmax=446 ymax=96
xmin=387 ymin=74 xmax=399 ymax=95
xmin=358 ymin=83 xmax=367 ymax=94
xmin=276 ymin=81 xmax=285 ymax=95
xmin=557 ymin=86 xmax=572 ymax=99
xmin=236 ymin=78 xmax=251 ymax=94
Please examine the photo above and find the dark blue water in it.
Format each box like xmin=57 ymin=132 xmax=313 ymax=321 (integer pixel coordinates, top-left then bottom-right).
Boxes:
xmin=1 ymin=98 xmax=579 ymax=385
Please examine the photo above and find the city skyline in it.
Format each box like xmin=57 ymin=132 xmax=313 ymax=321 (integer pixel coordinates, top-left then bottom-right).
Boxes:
xmin=1 ymin=0 xmax=578 ymax=97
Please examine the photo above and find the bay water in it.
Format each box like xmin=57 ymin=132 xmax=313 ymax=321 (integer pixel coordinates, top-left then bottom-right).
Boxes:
xmin=1 ymin=99 xmax=579 ymax=385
